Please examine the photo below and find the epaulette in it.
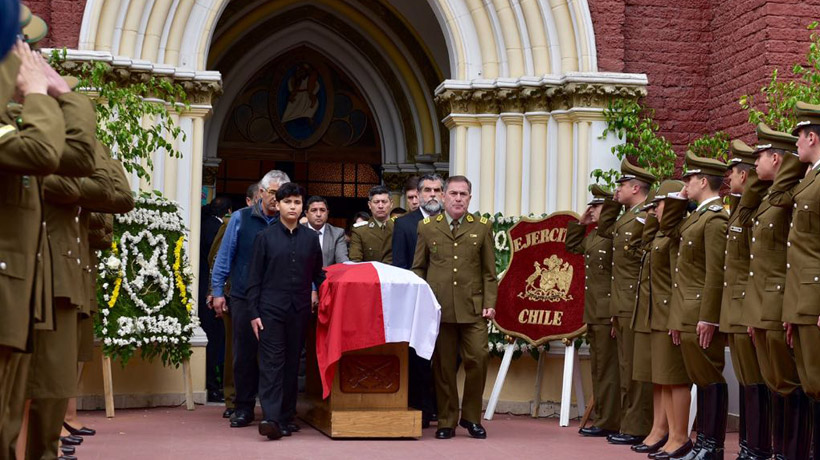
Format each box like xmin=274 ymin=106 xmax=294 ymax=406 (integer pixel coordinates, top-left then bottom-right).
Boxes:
xmin=636 ymin=217 xmax=646 ymax=224
xmin=466 ymin=214 xmax=474 ymax=223
xmin=707 ymin=205 xmax=723 ymax=212
xmin=390 ymin=215 xmax=397 ymax=222
xmin=353 ymin=221 xmax=368 ymax=228
xmin=423 ymin=217 xmax=431 ymax=224
xmin=0 ymin=124 xmax=15 ymax=140
xmin=436 ymin=214 xmax=444 ymax=222
xmin=480 ymin=216 xmax=488 ymax=225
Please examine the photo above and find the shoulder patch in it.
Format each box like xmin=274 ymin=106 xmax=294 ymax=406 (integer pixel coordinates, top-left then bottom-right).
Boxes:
xmin=353 ymin=221 xmax=368 ymax=228
xmin=423 ymin=217 xmax=431 ymax=224
xmin=0 ymin=124 xmax=15 ymax=140
xmin=708 ymin=205 xmax=723 ymax=212
xmin=466 ymin=214 xmax=474 ymax=223
xmin=436 ymin=214 xmax=444 ymax=222
xmin=480 ymin=216 xmax=488 ymax=224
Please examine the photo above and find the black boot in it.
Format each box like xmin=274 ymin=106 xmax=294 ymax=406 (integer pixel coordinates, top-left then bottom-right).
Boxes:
xmin=744 ymin=384 xmax=772 ymax=460
xmin=813 ymin=400 xmax=820 ymax=460
xmin=737 ymin=385 xmax=751 ymax=460
xmin=772 ymin=393 xmax=786 ymax=459
xmin=783 ymin=388 xmax=812 ymax=460
xmin=691 ymin=383 xmax=728 ymax=460
xmin=674 ymin=386 xmax=705 ymax=460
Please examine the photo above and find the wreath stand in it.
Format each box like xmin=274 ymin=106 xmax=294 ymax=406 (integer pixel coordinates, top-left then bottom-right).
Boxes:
xmin=484 ymin=338 xmax=585 ymax=426
xmin=100 ymin=355 xmax=195 ymax=418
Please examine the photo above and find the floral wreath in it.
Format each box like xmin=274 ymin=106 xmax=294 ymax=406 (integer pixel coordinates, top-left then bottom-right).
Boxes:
xmin=95 ymin=192 xmax=199 ymax=367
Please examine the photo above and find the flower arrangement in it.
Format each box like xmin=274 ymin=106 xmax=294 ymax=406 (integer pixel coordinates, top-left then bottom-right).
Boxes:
xmin=95 ymin=192 xmax=199 ymax=367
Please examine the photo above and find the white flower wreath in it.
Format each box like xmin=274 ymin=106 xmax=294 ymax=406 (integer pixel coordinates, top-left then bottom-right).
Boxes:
xmin=494 ymin=229 xmax=508 ymax=252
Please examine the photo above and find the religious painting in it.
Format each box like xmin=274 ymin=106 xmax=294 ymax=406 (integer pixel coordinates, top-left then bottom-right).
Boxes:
xmin=271 ymin=59 xmax=335 ymax=149
xmin=493 ymin=213 xmax=587 ymax=346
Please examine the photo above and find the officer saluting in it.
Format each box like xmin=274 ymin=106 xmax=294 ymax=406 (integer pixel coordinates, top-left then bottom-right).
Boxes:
xmin=768 ymin=101 xmax=820 ymax=458
xmin=600 ymin=158 xmax=655 ymax=445
xmin=412 ymin=175 xmax=497 ymax=440
xmin=349 ymin=185 xmax=394 ymax=263
xmin=668 ymin=151 xmax=729 ymax=459
xmin=567 ymin=185 xmax=621 ymax=437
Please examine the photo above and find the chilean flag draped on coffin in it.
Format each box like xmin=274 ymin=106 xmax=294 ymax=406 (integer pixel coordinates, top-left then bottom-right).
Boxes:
xmin=316 ymin=262 xmax=441 ymax=398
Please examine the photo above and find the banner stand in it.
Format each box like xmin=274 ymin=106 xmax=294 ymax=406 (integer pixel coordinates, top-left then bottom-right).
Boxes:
xmin=484 ymin=339 xmax=585 ymax=425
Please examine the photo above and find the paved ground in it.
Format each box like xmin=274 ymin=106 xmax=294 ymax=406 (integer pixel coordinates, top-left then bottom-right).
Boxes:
xmin=71 ymin=404 xmax=739 ymax=460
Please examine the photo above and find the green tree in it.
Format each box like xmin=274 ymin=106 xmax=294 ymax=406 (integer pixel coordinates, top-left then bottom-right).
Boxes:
xmin=688 ymin=131 xmax=729 ymax=162
xmin=50 ymin=50 xmax=188 ymax=181
xmin=740 ymin=22 xmax=820 ymax=132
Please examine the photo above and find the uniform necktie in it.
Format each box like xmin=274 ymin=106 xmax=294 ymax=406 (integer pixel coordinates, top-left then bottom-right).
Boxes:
xmin=451 ymin=220 xmax=459 ymax=237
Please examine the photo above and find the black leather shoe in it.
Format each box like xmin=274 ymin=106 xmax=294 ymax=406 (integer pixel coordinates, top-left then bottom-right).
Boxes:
xmin=230 ymin=411 xmax=254 ymax=428
xmin=664 ymin=439 xmax=694 ymax=459
xmin=207 ymin=390 xmax=225 ymax=403
xmin=458 ymin=419 xmax=487 ymax=439
xmin=60 ymin=445 xmax=75 ymax=455
xmin=285 ymin=423 xmax=301 ymax=433
xmin=222 ymin=408 xmax=235 ymax=418
xmin=60 ymin=436 xmax=83 ymax=446
xmin=280 ymin=426 xmax=292 ymax=437
xmin=632 ymin=434 xmax=668 ymax=453
xmin=64 ymin=422 xmax=96 ymax=436
xmin=579 ymin=426 xmax=616 ymax=437
xmin=435 ymin=428 xmax=455 ymax=439
xmin=606 ymin=433 xmax=645 ymax=445
xmin=259 ymin=420 xmax=283 ymax=440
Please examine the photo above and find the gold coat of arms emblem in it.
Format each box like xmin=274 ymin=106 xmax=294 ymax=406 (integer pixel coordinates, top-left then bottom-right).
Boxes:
xmin=518 ymin=254 xmax=574 ymax=303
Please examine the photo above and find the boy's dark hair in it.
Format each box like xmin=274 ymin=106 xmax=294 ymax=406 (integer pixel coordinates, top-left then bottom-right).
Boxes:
xmin=275 ymin=182 xmax=303 ymax=201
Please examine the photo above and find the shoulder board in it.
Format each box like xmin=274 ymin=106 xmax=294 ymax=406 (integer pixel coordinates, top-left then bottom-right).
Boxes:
xmin=480 ymin=216 xmax=488 ymax=224
xmin=353 ymin=221 xmax=368 ymax=228
xmin=466 ymin=214 xmax=474 ymax=223
xmin=707 ymin=205 xmax=723 ymax=212
xmin=0 ymin=124 xmax=15 ymax=140
xmin=368 ymin=222 xmax=375 ymax=228
xmin=436 ymin=214 xmax=444 ymax=222
xmin=636 ymin=217 xmax=646 ymax=224
xmin=423 ymin=217 xmax=431 ymax=224
xmin=390 ymin=215 xmax=397 ymax=222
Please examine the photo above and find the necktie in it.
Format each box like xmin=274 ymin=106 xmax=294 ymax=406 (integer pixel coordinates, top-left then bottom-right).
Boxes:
xmin=451 ymin=220 xmax=459 ymax=237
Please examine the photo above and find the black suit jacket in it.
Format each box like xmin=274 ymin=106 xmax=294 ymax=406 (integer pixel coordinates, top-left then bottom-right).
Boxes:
xmin=198 ymin=213 xmax=223 ymax=305
xmin=392 ymin=209 xmax=424 ymax=269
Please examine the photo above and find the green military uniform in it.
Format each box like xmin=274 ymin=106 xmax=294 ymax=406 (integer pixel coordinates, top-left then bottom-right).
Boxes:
xmin=412 ymin=212 xmax=497 ymax=430
xmin=742 ymin=125 xmax=808 ymax=459
xmin=0 ymin=50 xmax=65 ymax=440
xmin=668 ymin=151 xmax=730 ymax=457
xmin=599 ymin=158 xmax=655 ymax=438
xmin=349 ymin=216 xmax=394 ymax=263
xmin=209 ymin=215 xmax=235 ymax=413
xmin=719 ymin=138 xmax=769 ymax=458
xmin=768 ymin=102 xmax=820 ymax=458
xmin=565 ymin=185 xmax=620 ymax=433
xmin=632 ymin=208 xmax=658 ymax=384
xmin=23 ymin=88 xmax=97 ymax=460
xmin=651 ymin=189 xmax=690 ymax=386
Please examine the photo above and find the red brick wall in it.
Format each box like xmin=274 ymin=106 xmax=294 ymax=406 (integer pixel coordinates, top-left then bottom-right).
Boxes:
xmin=25 ymin=0 xmax=86 ymax=49
xmin=590 ymin=0 xmax=820 ymax=157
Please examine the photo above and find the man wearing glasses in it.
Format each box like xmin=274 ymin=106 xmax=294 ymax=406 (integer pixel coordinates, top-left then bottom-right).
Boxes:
xmin=211 ymin=170 xmax=290 ymax=428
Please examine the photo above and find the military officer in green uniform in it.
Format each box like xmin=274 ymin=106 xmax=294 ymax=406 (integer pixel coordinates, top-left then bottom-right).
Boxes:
xmin=566 ymin=185 xmax=620 ymax=437
xmin=716 ymin=138 xmax=770 ymax=460
xmin=349 ymin=185 xmax=394 ymax=264
xmin=768 ymin=101 xmax=820 ymax=458
xmin=667 ymin=151 xmax=729 ymax=460
xmin=742 ymin=125 xmax=809 ymax=459
xmin=412 ymin=175 xmax=497 ymax=440
xmin=599 ymin=158 xmax=655 ymax=445
xmin=648 ymin=183 xmax=693 ymax=459
xmin=0 ymin=37 xmax=65 ymax=440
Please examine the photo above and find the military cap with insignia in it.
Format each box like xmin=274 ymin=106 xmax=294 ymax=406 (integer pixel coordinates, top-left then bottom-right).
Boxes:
xmin=791 ymin=101 xmax=820 ymax=135
xmin=20 ymin=6 xmax=48 ymax=45
xmin=587 ymin=184 xmax=613 ymax=205
xmin=756 ymin=122 xmax=797 ymax=154
xmin=727 ymin=139 xmax=756 ymax=168
xmin=650 ymin=179 xmax=685 ymax=203
xmin=615 ymin=158 xmax=656 ymax=185
xmin=682 ymin=150 xmax=727 ymax=178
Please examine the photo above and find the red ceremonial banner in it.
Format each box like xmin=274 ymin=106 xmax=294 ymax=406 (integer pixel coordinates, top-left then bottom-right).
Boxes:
xmin=493 ymin=213 xmax=587 ymax=345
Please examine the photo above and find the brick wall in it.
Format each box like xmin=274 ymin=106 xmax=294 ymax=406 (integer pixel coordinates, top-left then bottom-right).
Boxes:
xmin=26 ymin=0 xmax=85 ymax=49
xmin=590 ymin=0 xmax=820 ymax=159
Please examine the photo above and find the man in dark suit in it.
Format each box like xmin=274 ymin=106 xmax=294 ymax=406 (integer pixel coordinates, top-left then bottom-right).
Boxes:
xmin=392 ymin=173 xmax=444 ymax=426
xmin=199 ymin=196 xmax=231 ymax=403
xmin=304 ymin=196 xmax=348 ymax=267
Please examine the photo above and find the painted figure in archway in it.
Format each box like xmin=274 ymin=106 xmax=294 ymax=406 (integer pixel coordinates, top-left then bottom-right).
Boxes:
xmin=281 ymin=63 xmax=320 ymax=124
